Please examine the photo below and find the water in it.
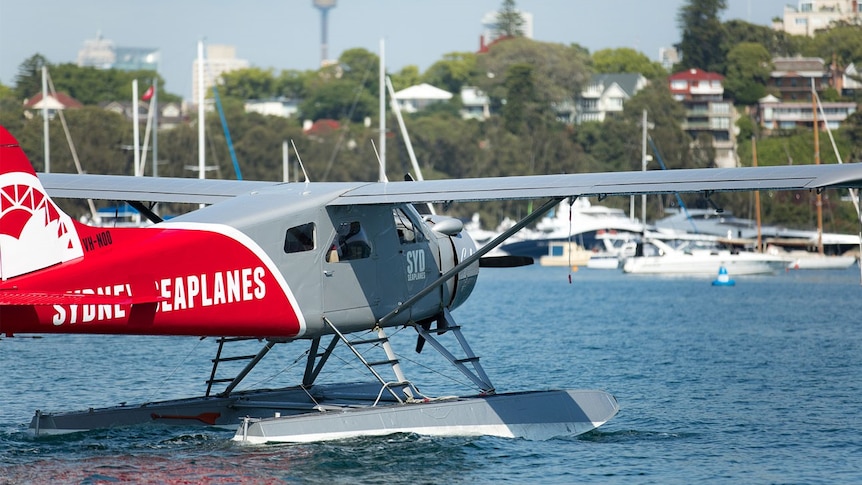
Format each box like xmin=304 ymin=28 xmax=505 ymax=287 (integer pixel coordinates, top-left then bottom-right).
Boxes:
xmin=2 ymin=266 xmax=862 ymax=483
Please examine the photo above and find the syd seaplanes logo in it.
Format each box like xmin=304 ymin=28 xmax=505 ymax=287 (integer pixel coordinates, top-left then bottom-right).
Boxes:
xmin=0 ymin=171 xmax=83 ymax=279
xmin=50 ymin=267 xmax=268 ymax=326
xmin=406 ymin=249 xmax=426 ymax=282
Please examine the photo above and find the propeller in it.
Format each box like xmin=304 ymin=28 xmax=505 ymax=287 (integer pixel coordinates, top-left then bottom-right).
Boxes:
xmin=479 ymin=255 xmax=534 ymax=268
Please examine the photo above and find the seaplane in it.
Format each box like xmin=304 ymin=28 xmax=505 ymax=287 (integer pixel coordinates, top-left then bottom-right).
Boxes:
xmin=2 ymin=125 xmax=862 ymax=443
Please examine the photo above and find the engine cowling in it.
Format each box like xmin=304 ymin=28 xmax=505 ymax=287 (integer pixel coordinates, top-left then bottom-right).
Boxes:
xmin=426 ymin=215 xmax=479 ymax=311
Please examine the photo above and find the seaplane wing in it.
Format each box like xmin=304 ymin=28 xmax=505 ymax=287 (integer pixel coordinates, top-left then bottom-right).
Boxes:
xmin=40 ymin=163 xmax=862 ymax=207
xmin=40 ymin=172 xmax=279 ymax=205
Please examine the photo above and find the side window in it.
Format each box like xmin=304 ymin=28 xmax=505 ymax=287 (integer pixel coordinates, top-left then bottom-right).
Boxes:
xmin=326 ymin=221 xmax=372 ymax=262
xmin=284 ymin=222 xmax=315 ymax=254
xmin=393 ymin=207 xmax=424 ymax=244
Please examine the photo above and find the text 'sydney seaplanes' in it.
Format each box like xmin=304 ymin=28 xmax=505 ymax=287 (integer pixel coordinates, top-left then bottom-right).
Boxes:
xmin=2 ymin=125 xmax=862 ymax=443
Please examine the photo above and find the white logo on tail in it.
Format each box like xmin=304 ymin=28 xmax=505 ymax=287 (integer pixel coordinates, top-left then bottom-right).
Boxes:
xmin=0 ymin=171 xmax=83 ymax=280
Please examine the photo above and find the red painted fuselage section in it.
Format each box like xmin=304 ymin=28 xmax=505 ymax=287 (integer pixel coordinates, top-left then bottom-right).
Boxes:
xmin=0 ymin=221 xmax=303 ymax=337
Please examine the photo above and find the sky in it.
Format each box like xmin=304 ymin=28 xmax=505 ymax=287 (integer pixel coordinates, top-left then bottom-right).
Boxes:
xmin=0 ymin=0 xmax=791 ymax=101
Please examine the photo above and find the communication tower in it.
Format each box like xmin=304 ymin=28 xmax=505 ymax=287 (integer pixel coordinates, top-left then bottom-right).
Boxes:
xmin=312 ymin=0 xmax=337 ymax=66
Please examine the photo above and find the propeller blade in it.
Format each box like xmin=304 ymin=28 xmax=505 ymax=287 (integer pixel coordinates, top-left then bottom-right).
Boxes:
xmin=479 ymin=255 xmax=534 ymax=268
xmin=415 ymin=320 xmax=432 ymax=353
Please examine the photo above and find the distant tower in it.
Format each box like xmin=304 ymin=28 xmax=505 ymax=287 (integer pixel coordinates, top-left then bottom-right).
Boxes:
xmin=313 ymin=0 xmax=337 ymax=66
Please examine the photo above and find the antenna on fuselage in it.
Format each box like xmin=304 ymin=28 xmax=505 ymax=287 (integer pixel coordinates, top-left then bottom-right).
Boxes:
xmin=371 ymin=139 xmax=388 ymax=183
xmin=290 ymin=139 xmax=311 ymax=185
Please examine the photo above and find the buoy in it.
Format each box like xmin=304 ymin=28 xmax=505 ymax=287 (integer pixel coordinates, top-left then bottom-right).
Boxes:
xmin=712 ymin=265 xmax=735 ymax=286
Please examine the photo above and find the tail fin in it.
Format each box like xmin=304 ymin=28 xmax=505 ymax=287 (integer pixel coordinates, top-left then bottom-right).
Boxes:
xmin=0 ymin=126 xmax=83 ymax=280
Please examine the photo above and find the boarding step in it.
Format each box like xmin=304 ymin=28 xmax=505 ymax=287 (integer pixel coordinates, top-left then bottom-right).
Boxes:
xmin=206 ymin=337 xmax=276 ymax=397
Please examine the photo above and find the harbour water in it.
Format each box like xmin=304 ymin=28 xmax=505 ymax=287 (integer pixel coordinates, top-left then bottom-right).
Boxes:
xmin=2 ymin=265 xmax=861 ymax=483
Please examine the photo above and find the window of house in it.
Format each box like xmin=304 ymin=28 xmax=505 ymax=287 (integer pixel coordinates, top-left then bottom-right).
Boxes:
xmin=326 ymin=221 xmax=372 ymax=262
xmin=284 ymin=222 xmax=315 ymax=253
xmin=710 ymin=117 xmax=730 ymax=129
xmin=671 ymin=80 xmax=688 ymax=90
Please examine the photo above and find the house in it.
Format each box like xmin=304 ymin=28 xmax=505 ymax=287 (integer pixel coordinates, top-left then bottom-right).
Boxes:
xmin=768 ymin=57 xmax=830 ymax=102
xmin=393 ymin=83 xmax=453 ymax=113
xmin=756 ymin=94 xmax=856 ymax=131
xmin=575 ymin=73 xmax=648 ymax=124
xmin=244 ymin=97 xmax=299 ymax=118
xmin=303 ymin=119 xmax=341 ymax=139
xmin=23 ymin=92 xmax=83 ymax=119
xmin=840 ymin=62 xmax=862 ymax=97
xmin=460 ymin=86 xmax=490 ymax=120
xmin=668 ymin=68 xmax=738 ymax=168
xmin=100 ymin=101 xmax=187 ymax=129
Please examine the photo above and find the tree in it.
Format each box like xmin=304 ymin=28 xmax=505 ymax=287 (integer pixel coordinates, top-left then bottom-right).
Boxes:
xmin=0 ymin=81 xmax=14 ymax=101
xmin=220 ymin=67 xmax=277 ymax=100
xmin=13 ymin=56 xmax=180 ymax=105
xmin=14 ymin=54 xmax=49 ymax=100
xmin=501 ymin=63 xmax=537 ymax=134
xmin=475 ymin=37 xmax=591 ymax=109
xmin=675 ymin=0 xmax=728 ymax=72
xmin=802 ymin=22 xmax=862 ymax=67
xmin=723 ymin=42 xmax=772 ymax=105
xmin=591 ymin=48 xmax=667 ymax=80
xmin=389 ymin=65 xmax=421 ymax=92
xmin=298 ymin=78 xmax=375 ymax=122
xmin=338 ymin=48 xmax=379 ymax=94
xmin=723 ymin=20 xmax=805 ymax=59
xmin=276 ymin=69 xmax=313 ymax=99
xmin=495 ymin=0 xmax=525 ymax=38
xmin=421 ymin=52 xmax=478 ymax=94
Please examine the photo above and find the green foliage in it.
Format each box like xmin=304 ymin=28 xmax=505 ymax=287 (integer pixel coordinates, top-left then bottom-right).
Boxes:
xmin=421 ymin=52 xmax=478 ymax=94
xmin=675 ymin=0 xmax=728 ymax=73
xmin=13 ymin=54 xmax=181 ymax=104
xmin=736 ymin=114 xmax=757 ymax=141
xmin=802 ymin=22 xmax=862 ymax=67
xmin=723 ymin=42 xmax=772 ymax=105
xmin=0 ymin=81 xmax=14 ymax=100
xmin=591 ymin=48 xmax=667 ymax=80
xmin=220 ymin=67 xmax=277 ymax=100
xmin=495 ymin=0 xmax=525 ymax=38
xmin=474 ymin=37 xmax=590 ymax=107
xmin=298 ymin=78 xmax=376 ymax=122
xmin=501 ymin=63 xmax=537 ymax=134
xmin=722 ymin=20 xmax=806 ymax=60
xmin=14 ymin=54 xmax=49 ymax=101
xmin=389 ymin=65 xmax=421 ymax=91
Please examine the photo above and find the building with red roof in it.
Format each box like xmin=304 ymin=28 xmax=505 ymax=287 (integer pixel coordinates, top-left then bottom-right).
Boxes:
xmin=668 ymin=68 xmax=738 ymax=168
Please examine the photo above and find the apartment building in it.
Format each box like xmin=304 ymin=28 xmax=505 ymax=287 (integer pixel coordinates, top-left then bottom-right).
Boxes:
xmin=774 ymin=0 xmax=862 ymax=36
xmin=668 ymin=68 xmax=738 ymax=168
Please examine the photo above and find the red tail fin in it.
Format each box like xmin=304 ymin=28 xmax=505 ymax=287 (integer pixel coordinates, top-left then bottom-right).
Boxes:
xmin=0 ymin=126 xmax=84 ymax=280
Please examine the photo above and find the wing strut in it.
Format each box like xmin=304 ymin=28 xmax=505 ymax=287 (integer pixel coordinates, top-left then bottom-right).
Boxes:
xmin=378 ymin=197 xmax=564 ymax=327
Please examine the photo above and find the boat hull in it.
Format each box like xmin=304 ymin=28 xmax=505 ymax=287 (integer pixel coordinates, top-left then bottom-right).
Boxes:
xmin=623 ymin=255 xmax=789 ymax=276
xmin=786 ymin=255 xmax=857 ymax=270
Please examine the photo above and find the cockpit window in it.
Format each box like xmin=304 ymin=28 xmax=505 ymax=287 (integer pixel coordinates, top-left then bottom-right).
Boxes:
xmin=393 ymin=207 xmax=424 ymax=244
xmin=284 ymin=222 xmax=315 ymax=253
xmin=326 ymin=221 xmax=372 ymax=262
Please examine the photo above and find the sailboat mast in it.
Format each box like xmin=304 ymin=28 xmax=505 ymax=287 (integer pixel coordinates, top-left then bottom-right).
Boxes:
xmin=812 ymin=80 xmax=824 ymax=255
xmin=753 ymin=136 xmax=762 ymax=252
